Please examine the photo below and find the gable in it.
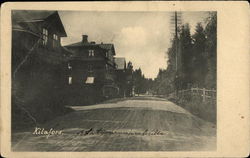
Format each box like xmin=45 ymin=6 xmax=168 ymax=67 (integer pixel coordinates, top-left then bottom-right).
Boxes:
xmin=12 ymin=10 xmax=67 ymax=37
xmin=46 ymin=12 xmax=67 ymax=37
xmin=98 ymin=44 xmax=116 ymax=55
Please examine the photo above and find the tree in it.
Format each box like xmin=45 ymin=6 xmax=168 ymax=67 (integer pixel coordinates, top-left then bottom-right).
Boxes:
xmin=192 ymin=23 xmax=207 ymax=87
xmin=133 ymin=68 xmax=143 ymax=95
xmin=151 ymin=36 xmax=180 ymax=95
xmin=125 ymin=61 xmax=134 ymax=97
xmin=151 ymin=13 xmax=217 ymax=96
xmin=127 ymin=61 xmax=133 ymax=70
xmin=132 ymin=68 xmax=154 ymax=95
xmin=204 ymin=12 xmax=217 ymax=89
xmin=179 ymin=24 xmax=193 ymax=89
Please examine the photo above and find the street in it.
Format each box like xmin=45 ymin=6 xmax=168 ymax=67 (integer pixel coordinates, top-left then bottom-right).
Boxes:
xmin=12 ymin=96 xmax=216 ymax=151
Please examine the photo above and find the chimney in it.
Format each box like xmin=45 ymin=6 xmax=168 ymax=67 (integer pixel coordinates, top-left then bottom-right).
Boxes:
xmin=82 ymin=35 xmax=88 ymax=43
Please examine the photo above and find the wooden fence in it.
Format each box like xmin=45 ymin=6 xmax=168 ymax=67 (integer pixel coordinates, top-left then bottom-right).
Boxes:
xmin=178 ymin=88 xmax=216 ymax=102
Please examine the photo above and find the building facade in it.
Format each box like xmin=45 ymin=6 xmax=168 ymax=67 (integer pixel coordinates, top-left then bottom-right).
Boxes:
xmin=65 ymin=35 xmax=119 ymax=104
xmin=115 ymin=58 xmax=134 ymax=97
xmin=115 ymin=57 xmax=127 ymax=97
xmin=12 ymin=10 xmax=133 ymax=109
xmin=11 ymin=10 xmax=71 ymax=128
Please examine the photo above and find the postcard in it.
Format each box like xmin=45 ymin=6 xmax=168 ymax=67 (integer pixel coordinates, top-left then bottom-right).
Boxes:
xmin=0 ymin=1 xmax=249 ymax=158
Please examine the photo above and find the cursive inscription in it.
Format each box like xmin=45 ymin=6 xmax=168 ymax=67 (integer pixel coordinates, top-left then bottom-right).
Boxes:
xmin=76 ymin=128 xmax=164 ymax=136
xmin=32 ymin=127 xmax=63 ymax=138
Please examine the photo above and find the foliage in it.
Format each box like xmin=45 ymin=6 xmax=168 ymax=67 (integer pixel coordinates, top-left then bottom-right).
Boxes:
xmin=192 ymin=22 xmax=207 ymax=87
xmin=204 ymin=12 xmax=217 ymax=89
xmin=179 ymin=24 xmax=193 ymax=88
xmin=132 ymin=68 xmax=154 ymax=95
xmin=152 ymin=12 xmax=217 ymax=95
xmin=132 ymin=68 xmax=144 ymax=95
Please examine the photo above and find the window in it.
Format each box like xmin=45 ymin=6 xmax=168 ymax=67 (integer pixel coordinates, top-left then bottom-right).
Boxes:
xmin=42 ymin=28 xmax=48 ymax=46
xmin=68 ymin=77 xmax=72 ymax=85
xmin=53 ymin=34 xmax=58 ymax=48
xmin=88 ymin=50 xmax=94 ymax=57
xmin=106 ymin=52 xmax=108 ymax=57
xmin=88 ymin=64 xmax=93 ymax=72
xmin=85 ymin=77 xmax=94 ymax=84
xmin=68 ymin=63 xmax=72 ymax=70
xmin=53 ymin=34 xmax=58 ymax=40
xmin=108 ymin=50 xmax=111 ymax=59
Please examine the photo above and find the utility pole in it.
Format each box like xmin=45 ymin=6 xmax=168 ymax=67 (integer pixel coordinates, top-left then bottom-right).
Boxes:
xmin=170 ymin=11 xmax=182 ymax=97
xmin=170 ymin=11 xmax=182 ymax=72
xmin=175 ymin=11 xmax=178 ymax=72
xmin=175 ymin=11 xmax=179 ymax=97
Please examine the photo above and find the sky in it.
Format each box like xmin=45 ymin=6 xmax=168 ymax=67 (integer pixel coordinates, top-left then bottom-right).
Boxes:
xmin=59 ymin=11 xmax=210 ymax=79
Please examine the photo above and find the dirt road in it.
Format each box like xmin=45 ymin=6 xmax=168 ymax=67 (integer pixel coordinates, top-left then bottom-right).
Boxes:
xmin=12 ymin=96 xmax=216 ymax=151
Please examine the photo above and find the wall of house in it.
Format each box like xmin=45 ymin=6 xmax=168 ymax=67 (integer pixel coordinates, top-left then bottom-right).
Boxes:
xmin=12 ymin=30 xmax=70 ymax=130
xmin=70 ymin=60 xmax=106 ymax=85
xmin=67 ymin=46 xmax=116 ymax=85
xmin=66 ymin=45 xmax=119 ymax=104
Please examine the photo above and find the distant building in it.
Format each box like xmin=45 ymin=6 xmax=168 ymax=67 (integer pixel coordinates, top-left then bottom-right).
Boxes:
xmin=115 ymin=57 xmax=126 ymax=70
xmin=65 ymin=35 xmax=119 ymax=104
xmin=115 ymin=58 xmax=134 ymax=97
xmin=115 ymin=57 xmax=127 ymax=97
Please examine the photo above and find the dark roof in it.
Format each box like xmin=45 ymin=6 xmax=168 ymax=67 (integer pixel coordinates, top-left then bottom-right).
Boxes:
xmin=62 ymin=46 xmax=73 ymax=56
xmin=12 ymin=10 xmax=67 ymax=37
xmin=12 ymin=10 xmax=56 ymax=23
xmin=115 ymin=57 xmax=126 ymax=70
xmin=64 ymin=41 xmax=97 ymax=47
xmin=99 ymin=44 xmax=115 ymax=55
xmin=65 ymin=42 xmax=116 ymax=55
xmin=12 ymin=10 xmax=55 ymax=30
xmin=98 ymin=44 xmax=113 ymax=50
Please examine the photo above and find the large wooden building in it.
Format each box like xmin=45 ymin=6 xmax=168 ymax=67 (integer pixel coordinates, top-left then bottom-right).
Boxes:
xmin=65 ymin=35 xmax=119 ymax=104
xmin=11 ymin=10 xmax=71 ymax=128
xmin=12 ymin=10 xmax=133 ymax=109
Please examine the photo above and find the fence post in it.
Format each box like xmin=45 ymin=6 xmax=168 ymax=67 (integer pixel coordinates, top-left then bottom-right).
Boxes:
xmin=202 ymin=88 xmax=206 ymax=102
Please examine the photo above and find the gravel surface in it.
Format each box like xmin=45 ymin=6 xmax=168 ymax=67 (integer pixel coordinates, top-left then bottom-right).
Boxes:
xmin=12 ymin=96 xmax=216 ymax=151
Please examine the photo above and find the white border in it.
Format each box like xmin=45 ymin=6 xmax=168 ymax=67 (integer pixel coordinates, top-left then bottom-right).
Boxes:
xmin=1 ymin=1 xmax=249 ymax=157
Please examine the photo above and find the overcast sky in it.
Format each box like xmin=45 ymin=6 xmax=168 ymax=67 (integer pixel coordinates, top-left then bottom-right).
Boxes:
xmin=59 ymin=11 xmax=210 ymax=79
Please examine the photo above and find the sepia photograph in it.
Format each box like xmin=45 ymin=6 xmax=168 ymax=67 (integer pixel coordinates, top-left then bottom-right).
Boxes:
xmin=10 ymin=9 xmax=217 ymax=151
xmin=1 ymin=1 xmax=250 ymax=158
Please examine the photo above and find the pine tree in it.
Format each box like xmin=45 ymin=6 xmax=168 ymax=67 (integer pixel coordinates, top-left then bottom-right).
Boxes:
xmin=192 ymin=23 xmax=207 ymax=87
xmin=204 ymin=12 xmax=217 ymax=89
xmin=179 ymin=24 xmax=193 ymax=89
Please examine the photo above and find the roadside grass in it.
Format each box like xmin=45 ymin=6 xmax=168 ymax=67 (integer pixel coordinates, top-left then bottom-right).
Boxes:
xmin=11 ymin=95 xmax=75 ymax=132
xmin=168 ymin=95 xmax=216 ymax=124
